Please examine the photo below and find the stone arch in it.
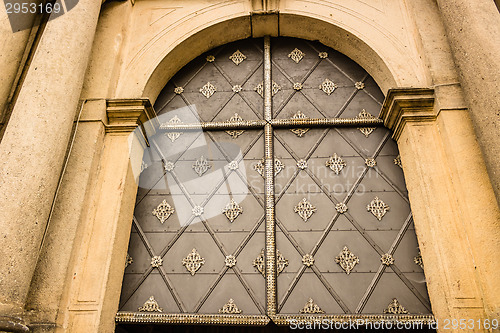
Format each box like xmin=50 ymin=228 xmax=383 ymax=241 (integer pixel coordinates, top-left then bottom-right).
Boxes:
xmin=115 ymin=6 xmax=429 ymax=103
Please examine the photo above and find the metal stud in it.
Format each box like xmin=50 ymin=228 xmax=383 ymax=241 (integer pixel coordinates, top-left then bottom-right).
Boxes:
xmin=302 ymin=254 xmax=315 ymax=267
xmin=125 ymin=253 xmax=133 ymax=268
xmin=380 ymin=253 xmax=394 ymax=266
xmin=192 ymin=206 xmax=204 ymax=217
xmin=335 ymin=202 xmax=348 ymax=214
xmin=318 ymin=52 xmax=328 ymax=59
xmin=365 ymin=158 xmax=377 ymax=167
xmin=225 ymin=255 xmax=237 ymax=268
xmin=296 ymin=159 xmax=308 ymax=170
xmin=394 ymin=155 xmax=402 ymax=168
xmin=414 ymin=251 xmax=424 ymax=269
xmin=151 ymin=256 xmax=163 ymax=268
xmin=355 ymin=82 xmax=365 ymax=90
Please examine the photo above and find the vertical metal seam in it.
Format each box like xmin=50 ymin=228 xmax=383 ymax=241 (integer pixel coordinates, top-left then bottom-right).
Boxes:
xmin=263 ymin=36 xmax=277 ymax=317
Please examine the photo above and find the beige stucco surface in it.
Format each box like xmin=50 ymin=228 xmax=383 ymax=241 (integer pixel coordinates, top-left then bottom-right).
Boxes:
xmin=0 ymin=0 xmax=499 ymax=332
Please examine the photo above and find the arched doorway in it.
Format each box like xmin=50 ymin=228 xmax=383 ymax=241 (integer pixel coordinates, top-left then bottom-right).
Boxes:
xmin=116 ymin=36 xmax=433 ymax=329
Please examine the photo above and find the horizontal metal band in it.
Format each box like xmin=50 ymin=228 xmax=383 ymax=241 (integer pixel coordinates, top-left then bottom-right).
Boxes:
xmin=159 ymin=120 xmax=267 ymax=131
xmin=158 ymin=118 xmax=384 ymax=131
xmin=269 ymin=117 xmax=384 ymax=128
xmin=115 ymin=313 xmax=270 ymax=326
xmin=115 ymin=312 xmax=435 ymax=326
xmin=271 ymin=314 xmax=436 ymax=326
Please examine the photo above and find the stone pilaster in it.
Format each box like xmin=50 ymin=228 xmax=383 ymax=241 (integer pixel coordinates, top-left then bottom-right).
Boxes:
xmin=0 ymin=0 xmax=102 ymax=329
xmin=435 ymin=0 xmax=500 ymax=201
xmin=381 ymin=89 xmax=500 ymax=329
xmin=55 ymin=99 xmax=156 ymax=333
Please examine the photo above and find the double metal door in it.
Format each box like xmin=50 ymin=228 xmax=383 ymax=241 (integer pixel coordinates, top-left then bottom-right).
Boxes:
xmin=116 ymin=37 xmax=433 ymax=326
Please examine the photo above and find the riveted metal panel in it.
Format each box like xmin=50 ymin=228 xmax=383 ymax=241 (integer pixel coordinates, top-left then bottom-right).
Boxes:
xmin=117 ymin=37 xmax=433 ymax=327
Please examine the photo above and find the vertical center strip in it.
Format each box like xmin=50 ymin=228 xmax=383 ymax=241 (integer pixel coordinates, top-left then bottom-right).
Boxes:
xmin=263 ymin=36 xmax=277 ymax=316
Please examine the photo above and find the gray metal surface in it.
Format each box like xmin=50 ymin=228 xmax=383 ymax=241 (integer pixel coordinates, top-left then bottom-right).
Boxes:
xmin=117 ymin=37 xmax=432 ymax=324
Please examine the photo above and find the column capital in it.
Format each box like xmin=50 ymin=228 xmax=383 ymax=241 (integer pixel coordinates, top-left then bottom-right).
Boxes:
xmin=380 ymin=88 xmax=435 ymax=140
xmin=106 ymin=98 xmax=158 ymax=136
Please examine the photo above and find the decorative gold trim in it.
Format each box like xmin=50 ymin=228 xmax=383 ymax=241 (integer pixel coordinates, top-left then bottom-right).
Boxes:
xmin=138 ymin=296 xmax=163 ymax=312
xmin=225 ymin=113 xmax=246 ymax=138
xmin=302 ymin=254 xmax=314 ymax=267
xmin=335 ymin=246 xmax=359 ymax=274
xmin=318 ymin=52 xmax=328 ymax=59
xmin=158 ymin=118 xmax=384 ymax=132
xmin=288 ymin=48 xmax=305 ymax=63
xmin=225 ymin=255 xmax=237 ymax=268
xmin=229 ymin=50 xmax=247 ymax=65
xmin=222 ymin=199 xmax=243 ymax=223
xmin=356 ymin=109 xmax=376 ymax=137
xmin=290 ymin=111 xmax=310 ymax=137
xmin=165 ymin=115 xmax=183 ymax=142
xmin=367 ymin=197 xmax=390 ymax=221
xmin=319 ymin=78 xmax=337 ymax=95
xmin=152 ymin=199 xmax=175 ymax=224
xmin=380 ymin=253 xmax=394 ymax=266
xmin=125 ymin=253 xmax=133 ymax=268
xmin=414 ymin=251 xmax=424 ymax=269
xmin=299 ymin=299 xmax=324 ymax=314
xmin=182 ymin=248 xmax=205 ymax=275
xmin=326 ymin=153 xmax=346 ymax=175
xmin=192 ymin=156 xmax=212 ymax=176
xmin=335 ymin=202 xmax=348 ymax=214
xmin=271 ymin=314 xmax=436 ymax=326
xmin=365 ymin=158 xmax=377 ymax=167
xmin=394 ymin=155 xmax=402 ymax=168
xmin=219 ymin=299 xmax=242 ymax=314
xmin=200 ymin=82 xmax=217 ymax=99
xmin=384 ymin=298 xmax=409 ymax=314
xmin=151 ymin=256 xmax=163 ymax=268
xmin=355 ymin=82 xmax=365 ymax=90
xmin=116 ymin=313 xmax=270 ymax=326
xmin=294 ymin=198 xmax=317 ymax=222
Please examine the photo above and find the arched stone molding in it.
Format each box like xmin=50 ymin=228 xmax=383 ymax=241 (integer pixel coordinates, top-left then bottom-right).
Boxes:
xmin=114 ymin=0 xmax=430 ymax=103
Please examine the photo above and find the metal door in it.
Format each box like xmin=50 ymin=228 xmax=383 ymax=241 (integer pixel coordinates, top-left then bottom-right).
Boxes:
xmin=116 ymin=37 xmax=433 ymax=327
